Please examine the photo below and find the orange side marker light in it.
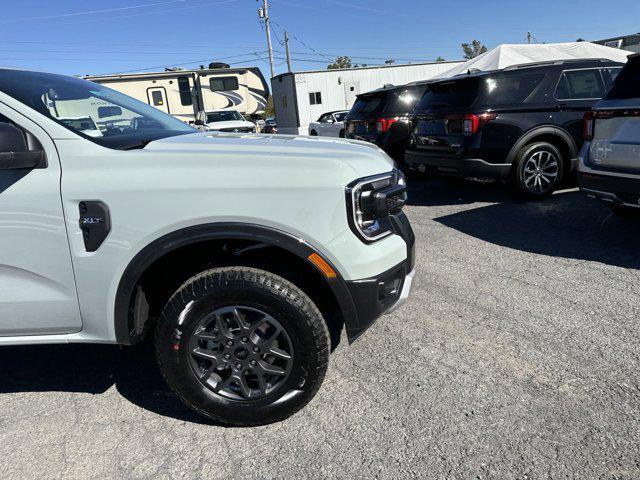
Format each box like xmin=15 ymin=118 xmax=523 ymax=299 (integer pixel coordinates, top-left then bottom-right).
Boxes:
xmin=307 ymin=253 xmax=337 ymax=279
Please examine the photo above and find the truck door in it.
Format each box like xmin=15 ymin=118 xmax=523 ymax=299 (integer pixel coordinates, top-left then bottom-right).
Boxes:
xmin=147 ymin=87 xmax=170 ymax=114
xmin=0 ymin=103 xmax=81 ymax=336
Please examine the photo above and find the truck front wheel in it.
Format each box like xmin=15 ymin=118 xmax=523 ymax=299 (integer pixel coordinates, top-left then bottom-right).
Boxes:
xmin=155 ymin=266 xmax=330 ymax=426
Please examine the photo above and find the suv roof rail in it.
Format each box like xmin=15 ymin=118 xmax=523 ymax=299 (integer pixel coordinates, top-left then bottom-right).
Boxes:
xmin=503 ymin=58 xmax=617 ymax=71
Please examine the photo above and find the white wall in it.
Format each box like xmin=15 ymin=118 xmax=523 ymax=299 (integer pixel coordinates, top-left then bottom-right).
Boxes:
xmin=272 ymin=61 xmax=462 ymax=135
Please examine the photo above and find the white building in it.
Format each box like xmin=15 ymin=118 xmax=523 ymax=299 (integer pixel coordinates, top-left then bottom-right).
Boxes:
xmin=271 ymin=61 xmax=463 ymax=135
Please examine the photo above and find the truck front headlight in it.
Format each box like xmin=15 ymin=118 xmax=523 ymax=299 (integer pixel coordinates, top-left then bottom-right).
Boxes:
xmin=346 ymin=169 xmax=407 ymax=242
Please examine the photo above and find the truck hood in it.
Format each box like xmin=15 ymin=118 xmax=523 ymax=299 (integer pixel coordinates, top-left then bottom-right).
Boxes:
xmin=144 ymin=132 xmax=394 ymax=178
xmin=205 ymin=120 xmax=255 ymax=131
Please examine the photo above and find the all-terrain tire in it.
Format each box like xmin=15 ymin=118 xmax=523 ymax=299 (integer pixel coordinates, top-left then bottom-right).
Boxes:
xmin=155 ymin=266 xmax=330 ymax=426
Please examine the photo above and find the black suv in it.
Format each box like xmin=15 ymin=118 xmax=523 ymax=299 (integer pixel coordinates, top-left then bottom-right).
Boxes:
xmin=344 ymin=83 xmax=428 ymax=163
xmin=405 ymin=59 xmax=624 ymax=197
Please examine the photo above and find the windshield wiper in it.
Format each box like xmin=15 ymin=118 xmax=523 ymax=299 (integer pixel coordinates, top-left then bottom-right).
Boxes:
xmin=122 ymin=139 xmax=153 ymax=150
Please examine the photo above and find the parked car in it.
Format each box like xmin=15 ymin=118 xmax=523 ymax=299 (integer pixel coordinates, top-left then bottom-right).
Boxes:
xmin=578 ymin=53 xmax=640 ymax=217
xmin=344 ymin=83 xmax=428 ymax=163
xmin=405 ymin=59 xmax=624 ymax=198
xmin=0 ymin=68 xmax=414 ymax=426
xmin=308 ymin=110 xmax=349 ymax=137
xmin=262 ymin=117 xmax=278 ymax=134
xmin=195 ymin=109 xmax=256 ymax=133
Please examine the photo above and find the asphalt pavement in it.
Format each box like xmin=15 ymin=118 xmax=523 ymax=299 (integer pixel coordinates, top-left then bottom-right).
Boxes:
xmin=1 ymin=178 xmax=639 ymax=479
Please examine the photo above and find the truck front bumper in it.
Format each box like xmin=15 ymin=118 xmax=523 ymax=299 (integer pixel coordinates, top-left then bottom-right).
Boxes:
xmin=343 ymin=212 xmax=415 ymax=342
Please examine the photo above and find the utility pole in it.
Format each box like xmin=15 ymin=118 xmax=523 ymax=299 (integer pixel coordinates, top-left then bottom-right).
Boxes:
xmin=258 ymin=0 xmax=276 ymax=79
xmin=284 ymin=31 xmax=292 ymax=73
xmin=527 ymin=31 xmax=533 ymax=44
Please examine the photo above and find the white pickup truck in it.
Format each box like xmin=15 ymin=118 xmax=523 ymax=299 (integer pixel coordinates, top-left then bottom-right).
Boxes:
xmin=308 ymin=110 xmax=349 ymax=138
xmin=0 ymin=69 xmax=414 ymax=426
xmin=195 ymin=109 xmax=256 ymax=133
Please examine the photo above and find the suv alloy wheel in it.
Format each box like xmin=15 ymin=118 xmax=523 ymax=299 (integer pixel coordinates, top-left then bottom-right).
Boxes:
xmin=512 ymin=142 xmax=564 ymax=199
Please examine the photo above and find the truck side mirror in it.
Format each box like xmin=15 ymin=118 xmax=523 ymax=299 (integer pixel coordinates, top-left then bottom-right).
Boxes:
xmin=194 ymin=119 xmax=204 ymax=126
xmin=0 ymin=122 xmax=47 ymax=170
xmin=0 ymin=151 xmax=47 ymax=170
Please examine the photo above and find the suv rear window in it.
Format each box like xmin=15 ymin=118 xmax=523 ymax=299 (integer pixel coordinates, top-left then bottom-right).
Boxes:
xmin=481 ymin=73 xmax=546 ymax=104
xmin=350 ymin=94 xmax=385 ymax=115
xmin=415 ymin=78 xmax=479 ymax=111
xmin=605 ymin=60 xmax=640 ymax=100
xmin=349 ymin=85 xmax=427 ymax=117
xmin=383 ymin=85 xmax=427 ymax=114
xmin=555 ymin=69 xmax=605 ymax=100
xmin=415 ymin=72 xmax=545 ymax=113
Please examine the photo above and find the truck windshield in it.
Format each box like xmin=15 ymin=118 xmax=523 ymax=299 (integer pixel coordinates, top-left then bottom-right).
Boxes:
xmin=0 ymin=69 xmax=195 ymax=150
xmin=206 ymin=111 xmax=244 ymax=122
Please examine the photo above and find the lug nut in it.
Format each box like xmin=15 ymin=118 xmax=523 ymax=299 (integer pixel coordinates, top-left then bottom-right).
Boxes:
xmin=253 ymin=346 xmax=260 ymax=353
xmin=235 ymin=363 xmax=242 ymax=370
xmin=250 ymin=360 xmax=257 ymax=366
xmin=224 ymin=354 xmax=230 ymax=360
xmin=226 ymin=340 xmax=234 ymax=346
xmin=213 ymin=328 xmax=219 ymax=334
xmin=241 ymin=336 xmax=249 ymax=343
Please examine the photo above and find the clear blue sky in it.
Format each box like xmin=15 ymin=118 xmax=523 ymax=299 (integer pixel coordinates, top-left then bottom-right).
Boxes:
xmin=1 ymin=0 xmax=638 ymax=77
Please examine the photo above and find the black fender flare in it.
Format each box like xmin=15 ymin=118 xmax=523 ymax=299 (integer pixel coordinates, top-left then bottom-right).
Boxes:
xmin=114 ymin=223 xmax=358 ymax=345
xmin=506 ymin=125 xmax=578 ymax=166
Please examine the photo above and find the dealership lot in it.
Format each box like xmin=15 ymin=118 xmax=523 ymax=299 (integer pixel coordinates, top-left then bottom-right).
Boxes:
xmin=1 ymin=178 xmax=639 ymax=479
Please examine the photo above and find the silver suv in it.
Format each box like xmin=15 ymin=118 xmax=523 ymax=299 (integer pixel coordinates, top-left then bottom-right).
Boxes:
xmin=578 ymin=53 xmax=640 ymax=217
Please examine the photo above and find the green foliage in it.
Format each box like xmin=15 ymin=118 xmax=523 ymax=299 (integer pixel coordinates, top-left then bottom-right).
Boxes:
xmin=327 ymin=56 xmax=353 ymax=69
xmin=461 ymin=40 xmax=488 ymax=59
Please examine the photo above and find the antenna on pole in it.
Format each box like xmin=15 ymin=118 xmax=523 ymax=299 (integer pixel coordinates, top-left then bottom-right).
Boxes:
xmin=258 ymin=0 xmax=276 ymax=79
xmin=527 ymin=31 xmax=533 ymax=44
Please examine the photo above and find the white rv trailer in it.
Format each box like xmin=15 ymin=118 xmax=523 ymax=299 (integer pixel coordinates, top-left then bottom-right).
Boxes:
xmin=86 ymin=66 xmax=269 ymax=124
xmin=271 ymin=60 xmax=463 ymax=135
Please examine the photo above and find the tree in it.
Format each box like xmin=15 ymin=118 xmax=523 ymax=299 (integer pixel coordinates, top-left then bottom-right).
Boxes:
xmin=461 ymin=40 xmax=488 ymax=59
xmin=327 ymin=56 xmax=352 ymax=69
xmin=436 ymin=56 xmax=446 ymax=62
xmin=576 ymin=38 xmax=586 ymax=42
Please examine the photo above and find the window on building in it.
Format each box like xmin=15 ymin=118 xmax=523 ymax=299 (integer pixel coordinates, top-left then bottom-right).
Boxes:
xmin=282 ymin=95 xmax=287 ymax=108
xmin=210 ymin=77 xmax=239 ymax=92
xmin=309 ymin=92 xmax=322 ymax=105
xmin=555 ymin=69 xmax=606 ymax=100
xmin=151 ymin=90 xmax=164 ymax=106
xmin=177 ymin=76 xmax=192 ymax=106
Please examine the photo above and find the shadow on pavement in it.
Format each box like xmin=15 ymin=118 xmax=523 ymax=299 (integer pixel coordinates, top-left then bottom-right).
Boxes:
xmin=0 ymin=343 xmax=211 ymax=425
xmin=434 ymin=188 xmax=640 ymax=270
xmin=406 ymin=176 xmax=514 ymax=207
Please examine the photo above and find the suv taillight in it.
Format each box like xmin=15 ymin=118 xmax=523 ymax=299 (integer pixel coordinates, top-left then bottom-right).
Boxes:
xmin=462 ymin=113 xmax=497 ymax=136
xmin=376 ymin=117 xmax=398 ymax=133
xmin=582 ymin=111 xmax=595 ymax=141
xmin=584 ymin=109 xmax=640 ymax=141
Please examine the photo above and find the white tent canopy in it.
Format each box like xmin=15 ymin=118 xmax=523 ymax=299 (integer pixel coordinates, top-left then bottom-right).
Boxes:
xmin=436 ymin=42 xmax=631 ymax=79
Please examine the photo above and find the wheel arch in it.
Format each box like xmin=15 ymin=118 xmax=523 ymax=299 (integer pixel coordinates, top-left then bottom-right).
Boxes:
xmin=506 ymin=125 xmax=578 ymax=178
xmin=114 ymin=223 xmax=358 ymax=347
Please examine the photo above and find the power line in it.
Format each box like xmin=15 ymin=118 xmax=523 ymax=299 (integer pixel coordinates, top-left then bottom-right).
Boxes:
xmin=52 ymin=0 xmax=240 ymax=27
xmin=270 ymin=21 xmax=335 ymax=62
xmin=0 ymin=0 xmax=193 ymax=23
xmin=95 ymin=51 xmax=270 ymax=75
